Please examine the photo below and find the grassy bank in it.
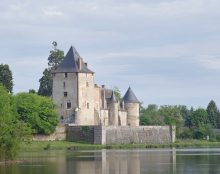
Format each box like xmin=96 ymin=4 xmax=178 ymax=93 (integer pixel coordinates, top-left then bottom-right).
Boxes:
xmin=19 ymin=139 xmax=220 ymax=152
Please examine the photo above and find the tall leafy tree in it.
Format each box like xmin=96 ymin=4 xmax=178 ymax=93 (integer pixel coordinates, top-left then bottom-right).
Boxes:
xmin=191 ymin=108 xmax=208 ymax=128
xmin=13 ymin=93 xmax=58 ymax=135
xmin=140 ymin=104 xmax=164 ymax=126
xmin=48 ymin=41 xmax=65 ymax=70
xmin=38 ymin=41 xmax=64 ymax=96
xmin=0 ymin=64 xmax=13 ymax=93
xmin=113 ymin=86 xmax=121 ymax=101
xmin=0 ymin=85 xmax=30 ymax=160
xmin=206 ymin=100 xmax=220 ymax=128
xmin=38 ymin=68 xmax=53 ymax=96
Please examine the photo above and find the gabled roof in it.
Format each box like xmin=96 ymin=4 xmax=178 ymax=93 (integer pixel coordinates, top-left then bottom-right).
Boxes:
xmin=53 ymin=46 xmax=94 ymax=73
xmin=122 ymin=87 xmax=139 ymax=103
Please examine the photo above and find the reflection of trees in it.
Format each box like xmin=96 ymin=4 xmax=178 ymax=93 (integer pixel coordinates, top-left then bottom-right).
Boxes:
xmin=176 ymin=150 xmax=220 ymax=173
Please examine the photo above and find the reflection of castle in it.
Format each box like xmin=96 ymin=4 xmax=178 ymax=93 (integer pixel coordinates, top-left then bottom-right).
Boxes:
xmin=64 ymin=149 xmax=177 ymax=174
xmin=52 ymin=46 xmax=140 ymax=126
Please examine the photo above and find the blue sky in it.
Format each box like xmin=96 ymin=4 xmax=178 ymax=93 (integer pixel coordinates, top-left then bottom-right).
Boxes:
xmin=1 ymin=0 xmax=220 ymax=108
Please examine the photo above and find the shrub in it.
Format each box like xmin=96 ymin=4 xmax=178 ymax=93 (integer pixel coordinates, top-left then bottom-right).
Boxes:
xmin=13 ymin=93 xmax=58 ymax=135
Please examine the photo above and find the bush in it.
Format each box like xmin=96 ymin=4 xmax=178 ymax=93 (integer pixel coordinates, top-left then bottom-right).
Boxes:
xmin=13 ymin=93 xmax=58 ymax=135
xmin=0 ymin=85 xmax=31 ymax=160
xmin=215 ymin=133 xmax=220 ymax=141
xmin=178 ymin=128 xmax=193 ymax=139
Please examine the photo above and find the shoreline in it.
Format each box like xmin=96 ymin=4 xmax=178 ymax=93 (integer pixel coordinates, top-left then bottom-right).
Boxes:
xmin=19 ymin=139 xmax=220 ymax=152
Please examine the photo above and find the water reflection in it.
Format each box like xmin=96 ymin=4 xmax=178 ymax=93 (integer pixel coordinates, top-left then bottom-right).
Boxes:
xmin=1 ymin=148 xmax=220 ymax=174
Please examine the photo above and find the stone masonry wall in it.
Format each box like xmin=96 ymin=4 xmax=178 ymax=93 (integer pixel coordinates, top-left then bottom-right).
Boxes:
xmin=102 ymin=126 xmax=175 ymax=145
xmin=66 ymin=125 xmax=175 ymax=145
xmin=33 ymin=126 xmax=66 ymax=141
xmin=66 ymin=125 xmax=95 ymax=143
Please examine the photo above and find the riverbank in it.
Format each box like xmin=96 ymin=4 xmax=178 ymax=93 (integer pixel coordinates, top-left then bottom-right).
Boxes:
xmin=19 ymin=139 xmax=220 ymax=151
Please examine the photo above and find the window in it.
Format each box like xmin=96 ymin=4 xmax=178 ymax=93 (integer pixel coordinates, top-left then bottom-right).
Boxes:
xmin=64 ymin=92 xmax=68 ymax=97
xmin=65 ymin=73 xmax=68 ymax=78
xmin=86 ymin=82 xmax=89 ymax=87
xmin=87 ymin=102 xmax=89 ymax=109
xmin=67 ymin=102 xmax=71 ymax=109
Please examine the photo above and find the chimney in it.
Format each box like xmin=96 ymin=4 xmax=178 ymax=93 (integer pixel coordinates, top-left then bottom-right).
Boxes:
xmin=102 ymin=85 xmax=105 ymax=88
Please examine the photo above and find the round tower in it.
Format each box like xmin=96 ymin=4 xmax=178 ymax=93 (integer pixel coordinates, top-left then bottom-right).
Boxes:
xmin=109 ymin=91 xmax=118 ymax=126
xmin=123 ymin=87 xmax=140 ymax=126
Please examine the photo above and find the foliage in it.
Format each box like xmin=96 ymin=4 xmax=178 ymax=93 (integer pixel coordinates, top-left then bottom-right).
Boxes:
xmin=13 ymin=93 xmax=58 ymax=135
xmin=140 ymin=104 xmax=184 ymax=136
xmin=0 ymin=85 xmax=31 ymax=160
xmin=38 ymin=68 xmax=53 ymax=96
xmin=206 ymin=100 xmax=220 ymax=128
xmin=38 ymin=41 xmax=64 ymax=96
xmin=113 ymin=86 xmax=122 ymax=101
xmin=191 ymin=108 xmax=208 ymax=127
xmin=48 ymin=41 xmax=64 ymax=70
xmin=178 ymin=128 xmax=193 ymax=139
xmin=0 ymin=64 xmax=13 ymax=93
xmin=140 ymin=104 xmax=164 ymax=125
xmin=29 ymin=89 xmax=36 ymax=94
xmin=178 ymin=108 xmax=214 ymax=140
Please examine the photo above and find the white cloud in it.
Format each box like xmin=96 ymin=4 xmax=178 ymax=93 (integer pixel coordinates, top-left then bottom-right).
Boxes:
xmin=199 ymin=57 xmax=220 ymax=70
xmin=1 ymin=0 xmax=220 ymax=106
xmin=42 ymin=7 xmax=63 ymax=17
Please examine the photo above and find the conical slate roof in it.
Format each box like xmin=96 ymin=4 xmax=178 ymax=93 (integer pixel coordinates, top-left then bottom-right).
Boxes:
xmin=110 ymin=91 xmax=117 ymax=102
xmin=122 ymin=87 xmax=139 ymax=103
xmin=53 ymin=46 xmax=94 ymax=73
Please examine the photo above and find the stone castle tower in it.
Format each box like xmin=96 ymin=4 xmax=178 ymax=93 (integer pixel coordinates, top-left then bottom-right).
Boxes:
xmin=52 ymin=46 xmax=140 ymax=126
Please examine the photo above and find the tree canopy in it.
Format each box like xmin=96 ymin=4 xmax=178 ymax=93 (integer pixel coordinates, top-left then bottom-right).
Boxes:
xmin=113 ymin=86 xmax=122 ymax=101
xmin=48 ymin=41 xmax=64 ymax=70
xmin=38 ymin=41 xmax=64 ymax=96
xmin=38 ymin=68 xmax=53 ymax=96
xmin=206 ymin=100 xmax=220 ymax=128
xmin=0 ymin=64 xmax=13 ymax=93
xmin=13 ymin=93 xmax=58 ymax=135
xmin=0 ymin=85 xmax=30 ymax=160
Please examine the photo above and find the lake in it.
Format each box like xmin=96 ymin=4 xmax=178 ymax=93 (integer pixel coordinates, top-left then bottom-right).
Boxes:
xmin=1 ymin=148 xmax=220 ymax=174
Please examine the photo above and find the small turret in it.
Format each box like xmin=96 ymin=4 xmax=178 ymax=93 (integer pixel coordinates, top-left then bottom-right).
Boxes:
xmin=109 ymin=91 xmax=118 ymax=125
xmin=123 ymin=87 xmax=140 ymax=126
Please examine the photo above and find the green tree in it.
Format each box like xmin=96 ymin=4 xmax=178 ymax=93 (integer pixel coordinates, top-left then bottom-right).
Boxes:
xmin=13 ymin=93 xmax=58 ymax=135
xmin=38 ymin=68 xmax=53 ymax=96
xmin=140 ymin=104 xmax=164 ymax=125
xmin=113 ymin=86 xmax=121 ymax=101
xmin=0 ymin=64 xmax=13 ymax=93
xmin=29 ymin=89 xmax=36 ymax=94
xmin=190 ymin=109 xmax=209 ymax=139
xmin=183 ymin=107 xmax=194 ymax=128
xmin=48 ymin=41 xmax=64 ymax=70
xmin=38 ymin=41 xmax=64 ymax=96
xmin=206 ymin=100 xmax=220 ymax=128
xmin=159 ymin=105 xmax=184 ymax=136
xmin=191 ymin=108 xmax=208 ymax=128
xmin=0 ymin=85 xmax=30 ymax=160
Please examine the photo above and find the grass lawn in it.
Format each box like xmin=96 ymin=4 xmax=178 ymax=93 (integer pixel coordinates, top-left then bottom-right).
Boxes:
xmin=19 ymin=139 xmax=220 ymax=152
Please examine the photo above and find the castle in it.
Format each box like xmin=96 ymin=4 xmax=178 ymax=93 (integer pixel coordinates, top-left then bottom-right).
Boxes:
xmin=52 ymin=46 xmax=140 ymax=126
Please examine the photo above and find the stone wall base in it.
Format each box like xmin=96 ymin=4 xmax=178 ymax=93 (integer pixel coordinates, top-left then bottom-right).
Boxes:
xmin=66 ymin=125 xmax=176 ymax=145
xmin=33 ymin=125 xmax=66 ymax=141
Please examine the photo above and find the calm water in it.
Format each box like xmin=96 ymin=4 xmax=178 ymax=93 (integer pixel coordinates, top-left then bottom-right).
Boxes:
xmin=1 ymin=148 xmax=220 ymax=174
